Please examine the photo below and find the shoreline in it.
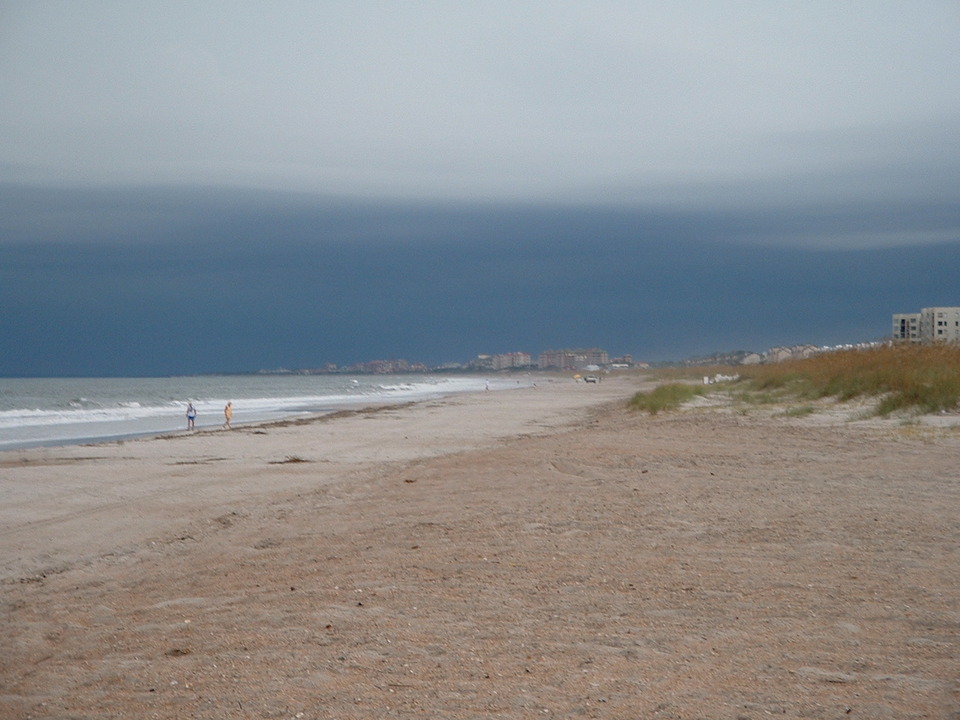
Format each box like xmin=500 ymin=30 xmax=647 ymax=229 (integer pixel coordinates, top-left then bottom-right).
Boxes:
xmin=0 ymin=374 xmax=548 ymax=452
xmin=0 ymin=377 xmax=634 ymax=581
xmin=0 ymin=406 xmax=354 ymax=454
xmin=3 ymin=375 xmax=959 ymax=718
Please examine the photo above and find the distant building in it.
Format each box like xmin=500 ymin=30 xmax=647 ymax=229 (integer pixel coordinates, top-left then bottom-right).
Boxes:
xmin=346 ymin=358 xmax=412 ymax=374
xmin=768 ymin=344 xmax=819 ymax=362
xmin=470 ymin=352 xmax=533 ymax=371
xmin=493 ymin=352 xmax=532 ymax=370
xmin=892 ymin=313 xmax=921 ymax=342
xmin=538 ymin=348 xmax=609 ymax=370
xmin=472 ymin=355 xmax=495 ymax=371
xmin=684 ymin=349 xmax=766 ymax=366
xmin=892 ymin=307 xmax=960 ymax=343
xmin=921 ymin=307 xmax=960 ymax=342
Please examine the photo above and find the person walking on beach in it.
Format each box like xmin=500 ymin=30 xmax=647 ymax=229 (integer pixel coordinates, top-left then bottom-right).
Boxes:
xmin=223 ymin=401 xmax=233 ymax=429
xmin=186 ymin=402 xmax=196 ymax=430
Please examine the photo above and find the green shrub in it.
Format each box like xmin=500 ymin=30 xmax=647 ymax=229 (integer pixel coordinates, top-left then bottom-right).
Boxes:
xmin=781 ymin=405 xmax=816 ymax=417
xmin=629 ymin=383 xmax=708 ymax=414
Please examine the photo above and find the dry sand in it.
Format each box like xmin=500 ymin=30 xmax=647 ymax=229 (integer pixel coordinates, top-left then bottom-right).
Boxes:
xmin=1 ymin=375 xmax=958 ymax=719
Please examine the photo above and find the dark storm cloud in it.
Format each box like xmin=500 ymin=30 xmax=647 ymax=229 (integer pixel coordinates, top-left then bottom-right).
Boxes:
xmin=3 ymin=4 xmax=958 ymax=376
xmin=2 ymin=185 xmax=957 ymax=376
xmin=1 ymin=3 xmax=959 ymax=217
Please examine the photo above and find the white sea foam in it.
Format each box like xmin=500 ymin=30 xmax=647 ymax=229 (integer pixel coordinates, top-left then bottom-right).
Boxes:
xmin=0 ymin=374 xmax=529 ymax=450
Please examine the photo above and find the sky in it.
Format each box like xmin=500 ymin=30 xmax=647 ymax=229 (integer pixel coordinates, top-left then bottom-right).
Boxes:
xmin=1 ymin=2 xmax=959 ymax=376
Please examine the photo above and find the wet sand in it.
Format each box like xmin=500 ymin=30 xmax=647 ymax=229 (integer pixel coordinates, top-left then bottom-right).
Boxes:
xmin=2 ymin=375 xmax=959 ymax=719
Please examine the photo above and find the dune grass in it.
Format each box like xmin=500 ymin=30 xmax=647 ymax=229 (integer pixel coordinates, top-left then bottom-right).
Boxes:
xmin=779 ymin=404 xmax=817 ymax=418
xmin=628 ymin=382 xmax=708 ymax=414
xmin=632 ymin=344 xmax=960 ymax=416
xmin=735 ymin=343 xmax=960 ymax=415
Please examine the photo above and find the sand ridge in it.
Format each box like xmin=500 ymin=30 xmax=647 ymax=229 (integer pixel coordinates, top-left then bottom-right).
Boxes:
xmin=2 ymin=376 xmax=959 ymax=719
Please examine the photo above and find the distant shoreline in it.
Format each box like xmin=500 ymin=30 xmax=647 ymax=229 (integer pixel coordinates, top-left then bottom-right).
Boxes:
xmin=0 ymin=374 xmax=557 ymax=453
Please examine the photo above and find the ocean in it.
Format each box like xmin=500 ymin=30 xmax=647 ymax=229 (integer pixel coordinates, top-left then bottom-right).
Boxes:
xmin=0 ymin=374 xmax=528 ymax=451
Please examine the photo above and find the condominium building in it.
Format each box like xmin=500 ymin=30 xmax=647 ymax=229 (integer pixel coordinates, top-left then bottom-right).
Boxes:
xmin=892 ymin=313 xmax=921 ymax=342
xmin=892 ymin=307 xmax=960 ymax=343
xmin=492 ymin=352 xmax=532 ymax=370
xmin=921 ymin=307 xmax=960 ymax=342
xmin=537 ymin=348 xmax=609 ymax=370
xmin=470 ymin=352 xmax=533 ymax=371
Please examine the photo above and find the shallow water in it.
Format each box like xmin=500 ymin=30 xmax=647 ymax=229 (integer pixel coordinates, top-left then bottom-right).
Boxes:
xmin=0 ymin=374 xmax=528 ymax=450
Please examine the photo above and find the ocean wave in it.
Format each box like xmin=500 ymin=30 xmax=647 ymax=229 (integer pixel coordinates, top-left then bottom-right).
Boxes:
xmin=0 ymin=374 xmax=524 ymax=448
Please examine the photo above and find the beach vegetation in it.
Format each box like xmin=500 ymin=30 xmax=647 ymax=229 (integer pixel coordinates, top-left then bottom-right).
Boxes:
xmin=780 ymin=404 xmax=817 ymax=418
xmin=628 ymin=382 xmax=708 ymax=414
xmin=642 ymin=343 xmax=960 ymax=417
xmin=735 ymin=343 xmax=960 ymax=416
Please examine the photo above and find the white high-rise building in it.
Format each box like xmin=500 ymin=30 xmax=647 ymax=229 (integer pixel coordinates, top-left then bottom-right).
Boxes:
xmin=892 ymin=313 xmax=921 ymax=342
xmin=920 ymin=307 xmax=960 ymax=342
xmin=892 ymin=307 xmax=960 ymax=342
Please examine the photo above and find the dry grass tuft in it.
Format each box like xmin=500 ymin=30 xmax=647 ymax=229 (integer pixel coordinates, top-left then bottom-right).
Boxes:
xmin=736 ymin=343 xmax=960 ymax=415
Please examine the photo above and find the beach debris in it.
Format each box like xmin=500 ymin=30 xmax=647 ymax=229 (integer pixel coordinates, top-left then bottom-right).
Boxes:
xmin=253 ymin=537 xmax=282 ymax=549
xmin=703 ymin=373 xmax=740 ymax=385
xmin=793 ymin=667 xmax=857 ymax=684
xmin=268 ymin=455 xmax=310 ymax=464
xmin=215 ymin=512 xmax=240 ymax=527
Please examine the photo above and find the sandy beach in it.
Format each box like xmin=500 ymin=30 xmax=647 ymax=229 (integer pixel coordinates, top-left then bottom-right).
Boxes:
xmin=2 ymin=375 xmax=959 ymax=719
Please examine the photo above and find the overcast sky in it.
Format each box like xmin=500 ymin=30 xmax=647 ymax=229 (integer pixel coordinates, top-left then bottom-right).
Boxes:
xmin=3 ymin=2 xmax=959 ymax=214
xmin=2 ymin=2 xmax=960 ymax=375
